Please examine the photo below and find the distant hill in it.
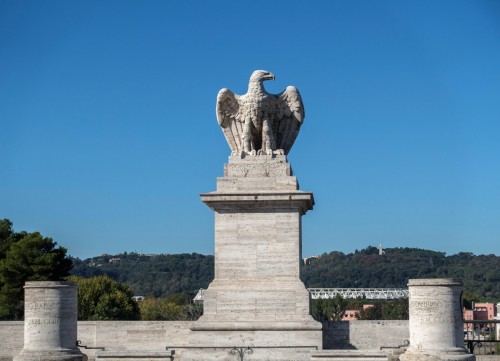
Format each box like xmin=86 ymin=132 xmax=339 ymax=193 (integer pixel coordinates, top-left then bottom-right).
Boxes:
xmin=71 ymin=252 xmax=214 ymax=297
xmin=302 ymin=247 xmax=500 ymax=301
xmin=70 ymin=247 xmax=500 ymax=301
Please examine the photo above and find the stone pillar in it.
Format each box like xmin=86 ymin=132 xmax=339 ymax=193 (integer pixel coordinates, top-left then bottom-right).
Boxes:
xmin=183 ymin=155 xmax=322 ymax=361
xmin=400 ymin=279 xmax=474 ymax=361
xmin=14 ymin=281 xmax=87 ymax=361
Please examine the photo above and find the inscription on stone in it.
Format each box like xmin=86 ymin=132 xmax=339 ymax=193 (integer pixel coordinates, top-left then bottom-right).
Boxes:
xmin=26 ymin=302 xmax=76 ymax=310
xmin=14 ymin=281 xmax=87 ymax=361
xmin=415 ymin=315 xmax=462 ymax=325
xmin=27 ymin=318 xmax=60 ymax=325
xmin=400 ymin=279 xmax=474 ymax=361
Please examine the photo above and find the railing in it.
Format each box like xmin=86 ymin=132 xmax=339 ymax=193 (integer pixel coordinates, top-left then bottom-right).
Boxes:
xmin=76 ymin=340 xmax=105 ymax=350
xmin=464 ymin=320 xmax=499 ymax=355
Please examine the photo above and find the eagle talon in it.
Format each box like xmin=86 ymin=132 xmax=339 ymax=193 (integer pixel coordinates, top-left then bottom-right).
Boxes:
xmin=233 ymin=151 xmax=246 ymax=158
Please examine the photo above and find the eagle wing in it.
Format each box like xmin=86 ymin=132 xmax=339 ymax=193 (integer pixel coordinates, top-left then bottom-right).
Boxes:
xmin=216 ymin=88 xmax=245 ymax=154
xmin=271 ymin=86 xmax=305 ymax=155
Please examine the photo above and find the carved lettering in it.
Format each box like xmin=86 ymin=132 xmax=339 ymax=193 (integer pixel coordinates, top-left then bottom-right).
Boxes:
xmin=27 ymin=318 xmax=60 ymax=325
xmin=416 ymin=314 xmax=462 ymax=325
xmin=410 ymin=300 xmax=442 ymax=309
xmin=26 ymin=302 xmax=76 ymax=310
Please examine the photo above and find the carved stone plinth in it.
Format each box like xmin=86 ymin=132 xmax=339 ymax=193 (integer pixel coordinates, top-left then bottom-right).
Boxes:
xmin=400 ymin=279 xmax=474 ymax=361
xmin=14 ymin=282 xmax=87 ymax=361
xmin=183 ymin=155 xmax=321 ymax=361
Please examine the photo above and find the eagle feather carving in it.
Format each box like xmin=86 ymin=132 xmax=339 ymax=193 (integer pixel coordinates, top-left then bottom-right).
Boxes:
xmin=216 ymin=70 xmax=304 ymax=156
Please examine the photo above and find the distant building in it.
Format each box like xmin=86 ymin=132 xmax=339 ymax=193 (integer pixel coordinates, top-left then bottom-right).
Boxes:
xmin=472 ymin=303 xmax=496 ymax=320
xmin=463 ymin=309 xmax=473 ymax=322
xmin=132 ymin=296 xmax=145 ymax=302
xmin=495 ymin=303 xmax=500 ymax=340
xmin=303 ymin=255 xmax=320 ymax=265
xmin=463 ymin=302 xmax=499 ymax=331
xmin=341 ymin=304 xmax=374 ymax=321
xmin=342 ymin=310 xmax=359 ymax=321
xmin=109 ymin=258 xmax=122 ymax=263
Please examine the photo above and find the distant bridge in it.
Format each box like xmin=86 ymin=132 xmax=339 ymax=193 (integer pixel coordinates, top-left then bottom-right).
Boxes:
xmin=308 ymin=288 xmax=409 ymax=300
xmin=193 ymin=287 xmax=409 ymax=302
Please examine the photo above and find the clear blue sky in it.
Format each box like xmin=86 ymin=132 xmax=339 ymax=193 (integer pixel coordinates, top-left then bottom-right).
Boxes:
xmin=1 ymin=1 xmax=499 ymax=259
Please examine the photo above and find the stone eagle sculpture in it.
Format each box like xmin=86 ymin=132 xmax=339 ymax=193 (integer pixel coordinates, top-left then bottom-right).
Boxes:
xmin=216 ymin=70 xmax=304 ymax=156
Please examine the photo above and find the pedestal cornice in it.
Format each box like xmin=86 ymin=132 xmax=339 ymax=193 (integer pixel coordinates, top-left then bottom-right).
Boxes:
xmin=200 ymin=191 xmax=314 ymax=215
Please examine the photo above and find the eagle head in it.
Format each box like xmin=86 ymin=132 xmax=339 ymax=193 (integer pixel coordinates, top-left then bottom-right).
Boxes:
xmin=250 ymin=70 xmax=275 ymax=83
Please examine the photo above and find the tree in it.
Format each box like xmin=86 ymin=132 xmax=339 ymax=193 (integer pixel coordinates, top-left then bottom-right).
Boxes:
xmin=139 ymin=293 xmax=203 ymax=321
xmin=139 ymin=297 xmax=185 ymax=320
xmin=382 ymin=299 xmax=409 ymax=320
xmin=463 ymin=291 xmax=480 ymax=310
xmin=357 ymin=303 xmax=383 ymax=320
xmin=0 ymin=229 xmax=72 ymax=319
xmin=0 ymin=219 xmax=22 ymax=259
xmin=68 ymin=275 xmax=140 ymax=320
xmin=301 ymin=246 xmax=500 ymax=301
xmin=312 ymin=295 xmax=348 ymax=321
xmin=70 ymin=252 xmax=214 ymax=298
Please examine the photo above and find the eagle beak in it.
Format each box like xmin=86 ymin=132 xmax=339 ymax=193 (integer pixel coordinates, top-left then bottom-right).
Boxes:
xmin=266 ymin=73 xmax=275 ymax=81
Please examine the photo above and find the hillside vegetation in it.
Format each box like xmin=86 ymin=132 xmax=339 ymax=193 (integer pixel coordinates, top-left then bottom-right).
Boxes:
xmin=303 ymin=247 xmax=499 ymax=301
xmin=71 ymin=252 xmax=213 ymax=298
xmin=70 ymin=247 xmax=500 ymax=301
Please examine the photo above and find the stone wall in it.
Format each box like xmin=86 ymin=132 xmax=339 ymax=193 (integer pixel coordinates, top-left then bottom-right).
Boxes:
xmin=1 ymin=320 xmax=411 ymax=360
xmin=0 ymin=321 xmax=192 ymax=361
xmin=0 ymin=322 xmax=23 ymax=361
xmin=5 ymin=321 xmax=498 ymax=361
xmin=322 ymin=321 xmax=409 ymax=350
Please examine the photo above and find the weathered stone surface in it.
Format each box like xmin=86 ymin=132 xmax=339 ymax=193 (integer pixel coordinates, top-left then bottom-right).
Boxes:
xmin=322 ymin=320 xmax=409 ymax=350
xmin=0 ymin=322 xmax=23 ymax=361
xmin=14 ymin=281 xmax=87 ymax=361
xmin=180 ymin=347 xmax=316 ymax=361
xmin=69 ymin=321 xmax=191 ymax=361
xmin=224 ymin=155 xmax=293 ymax=178
xmin=96 ymin=351 xmax=174 ymax=361
xmin=310 ymin=350 xmax=389 ymax=360
xmin=400 ymin=279 xmax=475 ymax=361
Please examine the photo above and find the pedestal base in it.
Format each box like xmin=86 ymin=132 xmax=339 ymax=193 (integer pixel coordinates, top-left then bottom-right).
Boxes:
xmin=14 ymin=349 xmax=88 ymax=361
xmin=400 ymin=348 xmax=475 ymax=361
xmin=180 ymin=347 xmax=317 ymax=361
xmin=198 ymin=279 xmax=316 ymax=324
xmin=183 ymin=318 xmax=321 ymax=360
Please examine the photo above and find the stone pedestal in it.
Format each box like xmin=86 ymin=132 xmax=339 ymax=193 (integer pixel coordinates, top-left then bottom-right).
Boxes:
xmin=14 ymin=281 xmax=87 ymax=361
xmin=400 ymin=279 xmax=474 ymax=361
xmin=183 ymin=155 xmax=321 ymax=360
